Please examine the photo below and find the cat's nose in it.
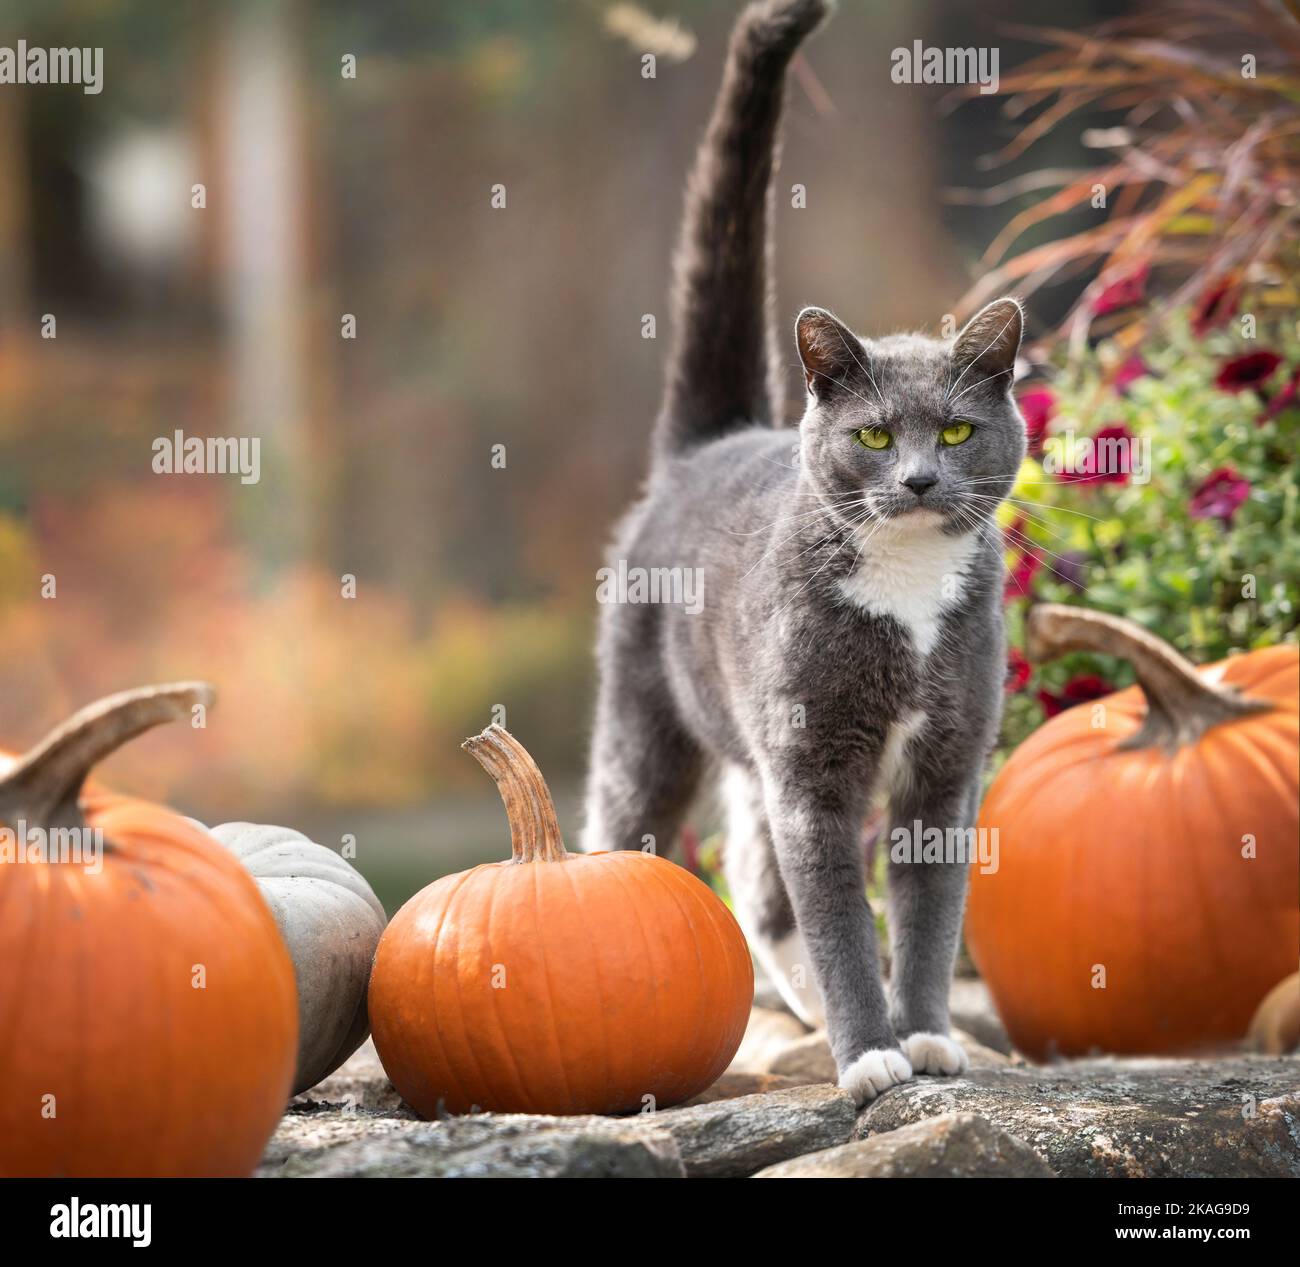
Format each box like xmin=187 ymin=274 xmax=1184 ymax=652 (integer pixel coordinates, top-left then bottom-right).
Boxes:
xmin=902 ymin=473 xmax=938 ymax=497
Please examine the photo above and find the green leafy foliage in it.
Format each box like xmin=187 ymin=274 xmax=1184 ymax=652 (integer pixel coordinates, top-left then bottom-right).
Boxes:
xmin=999 ymin=313 xmax=1299 ymax=757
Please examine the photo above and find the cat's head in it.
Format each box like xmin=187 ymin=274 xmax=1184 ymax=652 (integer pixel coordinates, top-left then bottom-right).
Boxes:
xmin=794 ymin=298 xmax=1026 ymax=535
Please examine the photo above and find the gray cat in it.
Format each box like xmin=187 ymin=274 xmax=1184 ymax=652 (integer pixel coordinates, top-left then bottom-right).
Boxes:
xmin=581 ymin=0 xmax=1025 ymax=1104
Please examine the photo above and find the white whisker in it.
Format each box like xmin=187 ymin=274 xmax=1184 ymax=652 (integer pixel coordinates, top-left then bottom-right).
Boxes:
xmin=828 ymin=323 xmax=886 ymax=406
xmin=948 ymin=366 xmax=1013 ymax=408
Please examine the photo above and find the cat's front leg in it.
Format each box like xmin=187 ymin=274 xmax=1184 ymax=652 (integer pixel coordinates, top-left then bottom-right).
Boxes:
xmin=762 ymin=770 xmax=911 ymax=1105
xmin=884 ymin=780 xmax=981 ymax=1077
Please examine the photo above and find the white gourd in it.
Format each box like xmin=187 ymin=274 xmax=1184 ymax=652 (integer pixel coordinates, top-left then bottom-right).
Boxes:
xmin=201 ymin=821 xmax=387 ymax=1095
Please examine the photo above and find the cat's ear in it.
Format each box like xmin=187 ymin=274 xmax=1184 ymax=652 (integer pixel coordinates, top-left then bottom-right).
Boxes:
xmin=796 ymin=307 xmax=864 ymax=399
xmin=952 ymin=297 xmax=1023 ymax=385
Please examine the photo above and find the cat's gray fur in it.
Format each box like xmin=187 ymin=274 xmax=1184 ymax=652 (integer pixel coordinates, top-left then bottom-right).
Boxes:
xmin=581 ymin=0 xmax=1026 ymax=1103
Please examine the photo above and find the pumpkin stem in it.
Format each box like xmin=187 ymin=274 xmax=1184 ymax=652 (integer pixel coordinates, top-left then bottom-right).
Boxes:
xmin=462 ymin=724 xmax=568 ymax=863
xmin=0 ymin=682 xmax=214 ymax=830
xmin=1025 ymin=604 xmax=1271 ymax=752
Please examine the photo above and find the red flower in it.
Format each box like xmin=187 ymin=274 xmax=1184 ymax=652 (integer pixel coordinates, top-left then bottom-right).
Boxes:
xmin=1191 ymin=276 xmax=1240 ymax=337
xmin=1092 ymin=263 xmax=1149 ymax=316
xmin=1057 ymin=423 xmax=1134 ymax=485
xmin=1188 ymin=466 xmax=1250 ymax=523
xmin=680 ymin=823 xmax=700 ymax=875
xmin=1262 ymin=369 xmax=1300 ymax=423
xmin=1004 ymin=548 xmax=1041 ymax=600
xmin=1002 ymin=517 xmax=1042 ymax=600
xmin=1112 ymin=354 xmax=1149 ymax=393
xmin=1017 ymin=387 xmax=1054 ymax=454
xmin=1038 ymin=674 xmax=1114 ymax=719
xmin=1215 ymin=350 xmax=1282 ymax=394
xmin=1006 ymin=647 xmax=1031 ymax=693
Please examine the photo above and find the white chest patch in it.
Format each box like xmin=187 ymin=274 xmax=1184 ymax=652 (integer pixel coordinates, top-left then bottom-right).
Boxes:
xmin=837 ymin=519 xmax=979 ymax=656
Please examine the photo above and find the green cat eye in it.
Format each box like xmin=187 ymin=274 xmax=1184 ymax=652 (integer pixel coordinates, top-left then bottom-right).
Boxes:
xmin=941 ymin=421 xmax=974 ymax=446
xmin=855 ymin=427 xmax=892 ymax=450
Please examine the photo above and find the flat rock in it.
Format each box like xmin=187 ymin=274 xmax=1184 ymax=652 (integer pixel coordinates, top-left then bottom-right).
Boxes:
xmin=261 ymin=1108 xmax=684 ymax=1178
xmin=682 ymin=1070 xmax=811 ymax=1105
xmin=763 ymin=1026 xmax=1008 ymax=1085
xmin=951 ymin=1027 xmax=1013 ymax=1069
xmin=728 ymin=1006 xmax=810 ymax=1073
xmin=290 ymin=1039 xmax=414 ymax=1117
xmin=752 ymin=974 xmax=788 ymax=1012
xmin=948 ymin=979 xmax=1013 ymax=1055
xmin=750 ymin=974 xmax=1014 ymax=1058
xmin=265 ymin=992 xmax=1298 ymax=1179
xmin=654 ymin=1083 xmax=855 ymax=1178
xmin=754 ymin=1111 xmax=1053 ymax=1178
xmin=856 ymin=1054 xmax=1300 ymax=1178
xmin=262 ymin=1105 xmax=423 ymax=1170
xmin=767 ymin=1032 xmax=838 ymax=1083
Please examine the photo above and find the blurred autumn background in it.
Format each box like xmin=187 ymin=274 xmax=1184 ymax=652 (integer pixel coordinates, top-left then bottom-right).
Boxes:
xmin=1 ymin=0 xmax=1295 ymax=912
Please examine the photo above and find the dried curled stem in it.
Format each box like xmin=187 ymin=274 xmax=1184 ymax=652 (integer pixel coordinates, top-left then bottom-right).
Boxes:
xmin=0 ymin=682 xmax=214 ymax=830
xmin=462 ymin=724 xmax=568 ymax=863
xmin=1026 ymin=604 xmax=1270 ymax=752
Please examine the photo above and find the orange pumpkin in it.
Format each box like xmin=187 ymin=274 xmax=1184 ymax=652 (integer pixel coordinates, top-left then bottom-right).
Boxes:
xmin=967 ymin=605 xmax=1299 ymax=1059
xmin=369 ymin=725 xmax=753 ymax=1116
xmin=0 ymin=684 xmax=298 ymax=1177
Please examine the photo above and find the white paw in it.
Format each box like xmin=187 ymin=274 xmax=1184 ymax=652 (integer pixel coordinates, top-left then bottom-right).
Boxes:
xmin=901 ymin=1031 xmax=969 ymax=1076
xmin=838 ymin=1047 xmax=913 ymax=1106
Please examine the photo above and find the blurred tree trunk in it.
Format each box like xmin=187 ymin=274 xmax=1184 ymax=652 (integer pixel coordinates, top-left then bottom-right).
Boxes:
xmin=215 ymin=0 xmax=312 ymax=568
xmin=0 ymin=91 xmax=31 ymax=419
xmin=778 ymin=0 xmax=957 ymax=354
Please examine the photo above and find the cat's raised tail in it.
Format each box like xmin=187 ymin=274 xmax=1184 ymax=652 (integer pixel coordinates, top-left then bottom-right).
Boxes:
xmin=653 ymin=0 xmax=832 ymax=463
